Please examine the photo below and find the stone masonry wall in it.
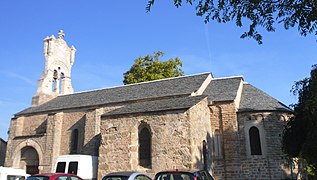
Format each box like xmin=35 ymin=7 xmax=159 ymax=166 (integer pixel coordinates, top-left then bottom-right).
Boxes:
xmin=5 ymin=104 xmax=122 ymax=173
xmin=99 ymin=98 xmax=211 ymax=179
xmin=209 ymin=102 xmax=293 ymax=179
xmin=21 ymin=115 xmax=47 ymax=136
xmin=237 ymin=112 xmax=292 ymax=179
xmin=5 ymin=115 xmax=50 ymax=169
xmin=58 ymin=111 xmax=86 ymax=155
xmin=99 ymin=110 xmax=189 ymax=179
xmin=209 ymin=102 xmax=240 ymax=180
xmin=188 ymin=98 xmax=212 ymax=170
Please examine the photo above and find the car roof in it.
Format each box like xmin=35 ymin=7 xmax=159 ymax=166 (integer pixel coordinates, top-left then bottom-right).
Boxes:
xmin=30 ymin=173 xmax=80 ymax=178
xmin=104 ymin=171 xmax=144 ymax=177
xmin=155 ymin=169 xmax=203 ymax=174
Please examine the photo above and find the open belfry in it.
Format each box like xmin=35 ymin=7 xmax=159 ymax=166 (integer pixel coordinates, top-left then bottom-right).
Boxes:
xmin=5 ymin=31 xmax=293 ymax=179
xmin=32 ymin=30 xmax=76 ymax=106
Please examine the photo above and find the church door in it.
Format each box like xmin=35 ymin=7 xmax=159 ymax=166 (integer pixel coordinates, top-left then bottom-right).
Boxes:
xmin=21 ymin=146 xmax=39 ymax=175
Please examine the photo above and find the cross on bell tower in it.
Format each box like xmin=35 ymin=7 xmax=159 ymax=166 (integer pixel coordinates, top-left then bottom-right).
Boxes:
xmin=32 ymin=30 xmax=76 ymax=106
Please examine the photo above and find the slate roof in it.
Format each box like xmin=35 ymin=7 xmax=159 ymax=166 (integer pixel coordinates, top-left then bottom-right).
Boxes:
xmin=238 ymin=83 xmax=292 ymax=112
xmin=15 ymin=73 xmax=210 ymax=116
xmin=103 ymin=95 xmax=207 ymax=117
xmin=203 ymin=76 xmax=243 ymax=102
xmin=15 ymin=72 xmax=291 ymax=116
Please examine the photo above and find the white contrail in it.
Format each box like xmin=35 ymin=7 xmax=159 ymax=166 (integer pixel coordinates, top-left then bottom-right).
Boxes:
xmin=204 ymin=24 xmax=212 ymax=66
xmin=5 ymin=71 xmax=37 ymax=87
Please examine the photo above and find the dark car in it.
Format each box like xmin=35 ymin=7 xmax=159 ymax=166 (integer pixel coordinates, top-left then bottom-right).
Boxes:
xmin=102 ymin=172 xmax=152 ymax=180
xmin=154 ymin=169 xmax=214 ymax=180
xmin=26 ymin=173 xmax=83 ymax=180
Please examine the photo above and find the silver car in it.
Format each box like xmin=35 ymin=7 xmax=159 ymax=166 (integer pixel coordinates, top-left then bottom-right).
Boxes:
xmin=102 ymin=172 xmax=152 ymax=180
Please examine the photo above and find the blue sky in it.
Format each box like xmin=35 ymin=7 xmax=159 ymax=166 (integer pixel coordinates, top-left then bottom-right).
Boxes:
xmin=0 ymin=1 xmax=316 ymax=140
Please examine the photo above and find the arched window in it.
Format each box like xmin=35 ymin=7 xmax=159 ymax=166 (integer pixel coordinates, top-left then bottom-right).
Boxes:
xmin=59 ymin=72 xmax=65 ymax=93
xmin=70 ymin=129 xmax=79 ymax=154
xmin=52 ymin=68 xmax=65 ymax=93
xmin=52 ymin=69 xmax=58 ymax=92
xmin=249 ymin=126 xmax=262 ymax=155
xmin=202 ymin=140 xmax=207 ymax=170
xmin=139 ymin=125 xmax=151 ymax=168
xmin=213 ymin=129 xmax=222 ymax=158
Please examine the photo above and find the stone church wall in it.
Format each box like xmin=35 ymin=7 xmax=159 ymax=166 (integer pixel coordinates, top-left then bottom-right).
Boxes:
xmin=5 ymin=114 xmax=52 ymax=170
xmin=187 ymin=98 xmax=211 ymax=170
xmin=99 ymin=111 xmax=189 ymax=178
xmin=209 ymin=102 xmax=292 ymax=179
xmin=237 ymin=112 xmax=292 ymax=179
xmin=209 ymin=102 xmax=240 ymax=179
xmin=99 ymin=98 xmax=211 ymax=179
xmin=5 ymin=109 xmax=102 ymax=172
xmin=58 ymin=111 xmax=86 ymax=155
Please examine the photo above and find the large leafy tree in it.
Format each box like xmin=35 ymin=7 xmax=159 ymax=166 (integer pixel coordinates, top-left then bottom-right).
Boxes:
xmin=146 ymin=0 xmax=317 ymax=44
xmin=283 ymin=64 xmax=317 ymax=177
xmin=123 ymin=51 xmax=184 ymax=84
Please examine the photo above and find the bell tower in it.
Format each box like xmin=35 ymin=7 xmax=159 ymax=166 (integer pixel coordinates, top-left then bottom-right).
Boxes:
xmin=32 ymin=30 xmax=76 ymax=106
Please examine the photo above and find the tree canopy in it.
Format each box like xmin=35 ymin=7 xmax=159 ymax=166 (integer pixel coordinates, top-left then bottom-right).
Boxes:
xmin=283 ymin=64 xmax=317 ymax=177
xmin=146 ymin=0 xmax=317 ymax=44
xmin=123 ymin=51 xmax=184 ymax=85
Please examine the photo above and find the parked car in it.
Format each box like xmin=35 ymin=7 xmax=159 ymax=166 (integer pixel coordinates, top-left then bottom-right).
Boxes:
xmin=0 ymin=166 xmax=29 ymax=180
xmin=154 ymin=169 xmax=214 ymax=180
xmin=102 ymin=172 xmax=152 ymax=180
xmin=26 ymin=173 xmax=83 ymax=180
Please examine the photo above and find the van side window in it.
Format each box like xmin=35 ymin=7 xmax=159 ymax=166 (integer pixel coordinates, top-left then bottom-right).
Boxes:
xmin=56 ymin=162 xmax=66 ymax=173
xmin=68 ymin=161 xmax=78 ymax=174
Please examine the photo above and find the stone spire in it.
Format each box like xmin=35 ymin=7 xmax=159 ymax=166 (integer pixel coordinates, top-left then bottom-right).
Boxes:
xmin=32 ymin=30 xmax=76 ymax=106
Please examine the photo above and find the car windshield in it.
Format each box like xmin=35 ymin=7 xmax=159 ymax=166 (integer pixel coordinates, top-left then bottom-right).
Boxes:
xmin=7 ymin=175 xmax=26 ymax=180
xmin=26 ymin=176 xmax=49 ymax=180
xmin=102 ymin=176 xmax=129 ymax=180
xmin=155 ymin=173 xmax=194 ymax=180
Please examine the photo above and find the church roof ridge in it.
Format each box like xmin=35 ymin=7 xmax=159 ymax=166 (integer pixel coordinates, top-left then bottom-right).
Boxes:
xmin=211 ymin=75 xmax=244 ymax=81
xmin=203 ymin=76 xmax=243 ymax=102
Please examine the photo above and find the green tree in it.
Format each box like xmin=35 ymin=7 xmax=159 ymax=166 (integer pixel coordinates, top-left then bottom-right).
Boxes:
xmin=123 ymin=51 xmax=184 ymax=84
xmin=283 ymin=64 xmax=317 ymax=177
xmin=146 ymin=0 xmax=317 ymax=44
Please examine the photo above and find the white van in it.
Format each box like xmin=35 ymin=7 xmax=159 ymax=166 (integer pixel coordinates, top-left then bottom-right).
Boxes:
xmin=53 ymin=155 xmax=98 ymax=180
xmin=0 ymin=166 xmax=29 ymax=180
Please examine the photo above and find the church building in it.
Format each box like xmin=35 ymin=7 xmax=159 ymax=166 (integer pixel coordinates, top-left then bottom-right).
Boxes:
xmin=5 ymin=31 xmax=293 ymax=179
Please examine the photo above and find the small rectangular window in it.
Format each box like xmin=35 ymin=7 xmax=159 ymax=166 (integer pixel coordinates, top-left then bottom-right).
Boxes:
xmin=56 ymin=162 xmax=66 ymax=173
xmin=68 ymin=161 xmax=78 ymax=174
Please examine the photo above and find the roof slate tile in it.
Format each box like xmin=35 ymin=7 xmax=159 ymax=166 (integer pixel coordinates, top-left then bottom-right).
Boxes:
xmin=238 ymin=83 xmax=291 ymax=112
xmin=16 ymin=73 xmax=210 ymax=116
xmin=103 ymin=95 xmax=207 ymax=117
